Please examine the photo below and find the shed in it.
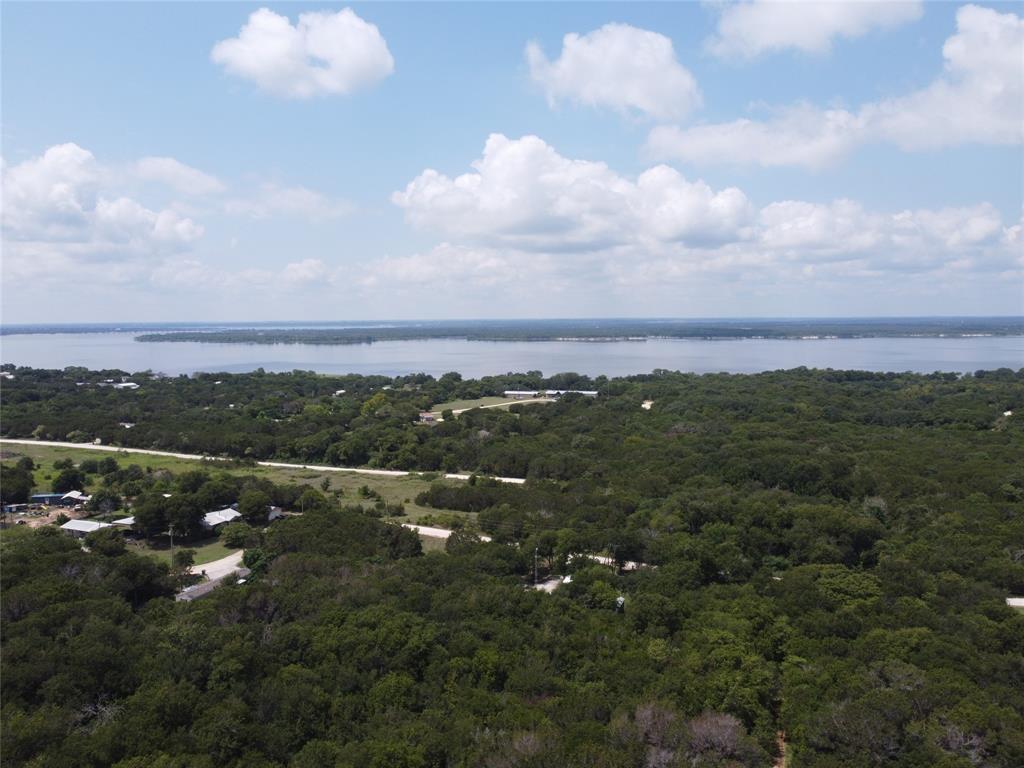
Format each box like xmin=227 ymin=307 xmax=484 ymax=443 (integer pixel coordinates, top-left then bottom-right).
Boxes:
xmin=61 ymin=490 xmax=92 ymax=506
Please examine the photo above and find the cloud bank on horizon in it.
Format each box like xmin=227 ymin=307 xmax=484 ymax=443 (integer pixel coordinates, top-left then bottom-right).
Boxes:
xmin=1 ymin=2 xmax=1021 ymax=321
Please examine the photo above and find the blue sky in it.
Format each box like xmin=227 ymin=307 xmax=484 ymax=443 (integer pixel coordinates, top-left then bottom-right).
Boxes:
xmin=2 ymin=1 xmax=1021 ymax=321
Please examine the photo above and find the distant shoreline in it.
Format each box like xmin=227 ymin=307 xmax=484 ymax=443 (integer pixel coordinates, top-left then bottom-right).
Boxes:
xmin=126 ymin=317 xmax=1024 ymax=345
xmin=131 ymin=331 xmax=1024 ymax=346
xmin=2 ymin=316 xmax=1023 ymax=339
xmin=2 ymin=318 xmax=1022 ymax=349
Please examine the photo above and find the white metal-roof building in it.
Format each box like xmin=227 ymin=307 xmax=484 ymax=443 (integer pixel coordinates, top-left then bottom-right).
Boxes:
xmin=202 ymin=507 xmax=242 ymax=529
xmin=61 ymin=519 xmax=112 ymax=538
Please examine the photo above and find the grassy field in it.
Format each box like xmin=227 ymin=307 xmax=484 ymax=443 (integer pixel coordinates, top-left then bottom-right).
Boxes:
xmin=1 ymin=441 xmax=474 ymax=526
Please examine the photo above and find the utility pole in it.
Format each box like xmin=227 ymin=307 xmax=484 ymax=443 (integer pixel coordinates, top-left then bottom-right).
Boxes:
xmin=534 ymin=547 xmax=539 ymax=585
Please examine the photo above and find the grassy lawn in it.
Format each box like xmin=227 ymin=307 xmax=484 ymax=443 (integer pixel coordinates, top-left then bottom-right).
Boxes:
xmin=130 ymin=535 xmax=238 ymax=566
xmin=2 ymin=441 xmax=475 ymax=528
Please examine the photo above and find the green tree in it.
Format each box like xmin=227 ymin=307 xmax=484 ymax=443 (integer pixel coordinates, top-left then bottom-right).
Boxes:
xmin=87 ymin=488 xmax=122 ymax=514
xmin=84 ymin=527 xmax=127 ymax=557
xmin=361 ymin=392 xmax=388 ymax=417
xmin=133 ymin=494 xmax=169 ymax=538
xmin=238 ymin=490 xmax=271 ymax=525
xmin=52 ymin=467 xmax=86 ymax=493
xmin=172 ymin=548 xmax=195 ymax=570
xmin=1 ymin=464 xmax=34 ymax=503
xmin=219 ymin=522 xmax=254 ymax=549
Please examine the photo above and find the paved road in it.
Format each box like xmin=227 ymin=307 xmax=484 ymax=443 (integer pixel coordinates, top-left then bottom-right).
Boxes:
xmin=176 ymin=551 xmax=248 ymax=602
xmin=0 ymin=438 xmax=526 ymax=484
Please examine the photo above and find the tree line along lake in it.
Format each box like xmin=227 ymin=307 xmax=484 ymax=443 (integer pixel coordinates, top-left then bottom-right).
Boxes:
xmin=1 ymin=329 xmax=1021 ymax=377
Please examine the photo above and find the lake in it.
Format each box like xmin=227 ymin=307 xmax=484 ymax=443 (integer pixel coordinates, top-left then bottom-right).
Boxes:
xmin=0 ymin=332 xmax=1021 ymax=377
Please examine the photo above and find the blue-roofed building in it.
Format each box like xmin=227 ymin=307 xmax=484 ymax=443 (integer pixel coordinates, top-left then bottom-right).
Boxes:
xmin=30 ymin=493 xmax=66 ymax=505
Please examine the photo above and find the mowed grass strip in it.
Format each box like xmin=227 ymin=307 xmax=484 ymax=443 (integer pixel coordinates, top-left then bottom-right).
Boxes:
xmin=430 ymin=396 xmax=553 ymax=416
xmin=430 ymin=396 xmax=516 ymax=413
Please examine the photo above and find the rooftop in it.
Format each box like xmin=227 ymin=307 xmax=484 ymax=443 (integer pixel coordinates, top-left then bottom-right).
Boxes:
xmin=61 ymin=519 xmax=112 ymax=533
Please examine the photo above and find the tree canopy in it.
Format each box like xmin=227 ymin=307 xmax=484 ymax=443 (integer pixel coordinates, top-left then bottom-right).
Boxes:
xmin=1 ymin=365 xmax=1022 ymax=767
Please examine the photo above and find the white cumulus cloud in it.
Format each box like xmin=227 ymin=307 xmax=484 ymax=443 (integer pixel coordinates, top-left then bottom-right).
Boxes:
xmin=2 ymin=143 xmax=202 ymax=252
xmin=866 ymin=4 xmax=1024 ymax=149
xmin=1 ymin=144 xmax=206 ymax=289
xmin=211 ymin=7 xmax=394 ymax=98
xmin=393 ymin=133 xmax=751 ymax=251
xmin=392 ymin=133 xmax=1020 ymax=292
xmin=526 ymin=23 xmax=701 ymax=121
xmin=707 ymin=0 xmax=923 ymax=59
xmin=650 ymin=4 xmax=1023 ymax=168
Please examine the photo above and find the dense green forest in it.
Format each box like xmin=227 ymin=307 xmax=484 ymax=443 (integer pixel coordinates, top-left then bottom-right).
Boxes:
xmin=2 ymin=364 xmax=1023 ymax=767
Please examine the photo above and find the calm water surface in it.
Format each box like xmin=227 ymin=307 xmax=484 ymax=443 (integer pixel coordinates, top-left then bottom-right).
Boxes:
xmin=1 ymin=332 xmax=1021 ymax=377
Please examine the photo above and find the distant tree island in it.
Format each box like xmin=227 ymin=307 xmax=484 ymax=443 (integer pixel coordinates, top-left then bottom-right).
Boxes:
xmin=128 ymin=317 xmax=1024 ymax=346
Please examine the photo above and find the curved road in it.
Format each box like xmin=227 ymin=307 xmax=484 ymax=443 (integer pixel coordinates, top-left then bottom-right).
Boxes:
xmin=190 ymin=550 xmax=245 ymax=581
xmin=0 ymin=438 xmax=525 ymax=485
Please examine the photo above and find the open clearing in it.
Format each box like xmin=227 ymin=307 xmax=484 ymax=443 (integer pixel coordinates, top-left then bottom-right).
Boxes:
xmin=1 ymin=441 xmax=477 ymax=531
